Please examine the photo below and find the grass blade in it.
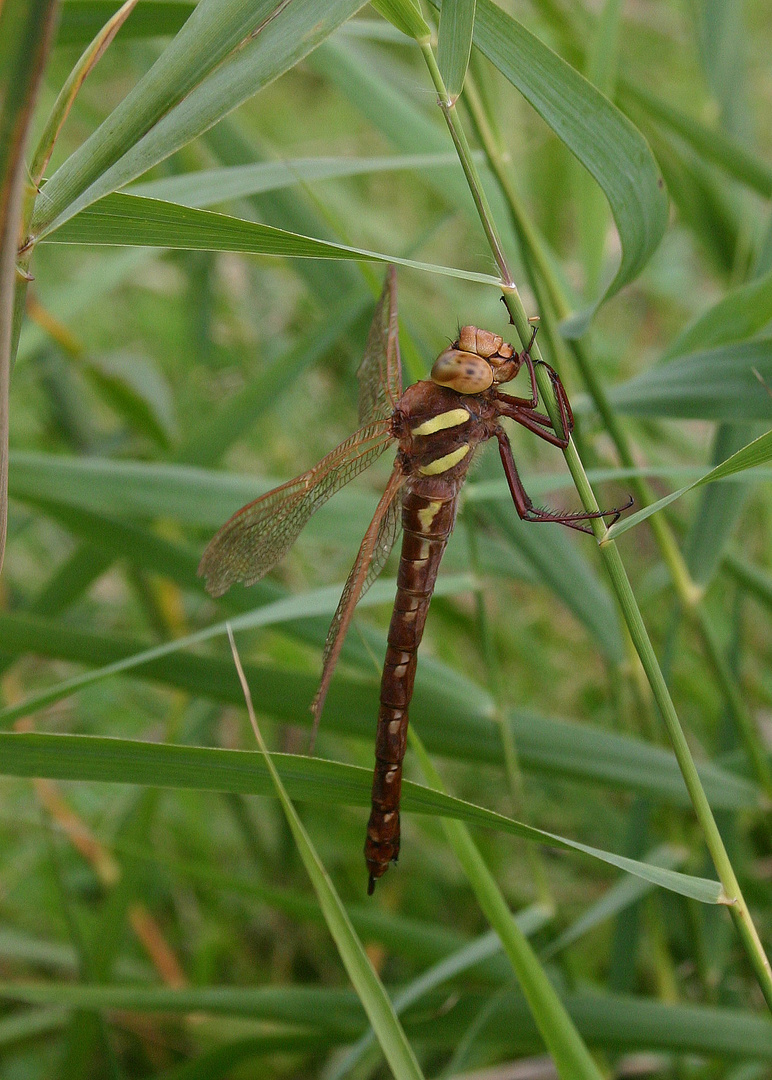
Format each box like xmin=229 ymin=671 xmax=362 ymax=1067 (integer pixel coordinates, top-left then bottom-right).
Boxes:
xmin=0 ymin=731 xmax=725 ymax=903
xmin=34 ymin=0 xmax=369 ymax=235
xmin=608 ymin=340 xmax=772 ymax=420
xmin=42 ymin=191 xmax=499 ymax=284
xmin=410 ymin=731 xmax=605 ymax=1080
xmin=437 ymin=0 xmax=476 ymax=102
xmin=604 ymin=429 xmax=772 ymax=541
xmin=226 ymin=626 xmax=425 ymax=1080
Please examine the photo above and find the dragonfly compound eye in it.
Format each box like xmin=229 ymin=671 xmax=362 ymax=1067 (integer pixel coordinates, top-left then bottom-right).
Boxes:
xmin=430 ymin=348 xmax=494 ymax=394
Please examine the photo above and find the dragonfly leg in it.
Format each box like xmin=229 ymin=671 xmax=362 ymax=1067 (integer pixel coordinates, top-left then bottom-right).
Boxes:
xmin=497 ymin=356 xmax=576 ymax=447
xmin=495 ymin=428 xmax=632 ymax=534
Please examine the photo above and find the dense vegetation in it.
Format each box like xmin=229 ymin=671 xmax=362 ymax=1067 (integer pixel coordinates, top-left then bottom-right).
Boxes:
xmin=1 ymin=1 xmax=771 ymax=1077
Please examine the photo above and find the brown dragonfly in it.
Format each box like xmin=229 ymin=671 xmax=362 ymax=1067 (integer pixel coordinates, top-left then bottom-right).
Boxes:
xmin=199 ymin=267 xmax=630 ymax=893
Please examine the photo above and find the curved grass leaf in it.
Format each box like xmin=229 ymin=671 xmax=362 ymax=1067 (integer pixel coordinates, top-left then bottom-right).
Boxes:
xmin=0 ymin=732 xmax=724 ymax=902
xmin=229 ymin=631 xmax=425 ymax=1080
xmin=684 ymin=423 xmax=764 ymax=586
xmin=30 ymin=0 xmax=140 ymax=189
xmin=427 ymin=0 xmax=669 ymax=332
xmin=371 ymin=0 xmax=430 ymax=40
xmin=621 ymin=80 xmax=772 ymax=199
xmin=3 ymin=981 xmax=772 ymax=1059
xmin=609 ymin=340 xmax=772 ymax=420
xmin=662 ymin=267 xmax=772 ymax=361
xmin=0 ymin=608 xmax=756 ymax=810
xmin=437 ymin=0 xmax=476 ymax=102
xmin=129 ymin=152 xmax=472 ymax=209
xmin=411 ymin=733 xmax=604 ymax=1080
xmin=604 ymin=429 xmax=772 ymax=542
xmin=34 ymin=0 xmax=369 ymax=236
xmin=42 ymin=191 xmax=499 ymax=285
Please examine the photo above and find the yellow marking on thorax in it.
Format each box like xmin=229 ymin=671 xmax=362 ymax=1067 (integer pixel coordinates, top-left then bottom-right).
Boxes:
xmin=411 ymin=407 xmax=470 ymax=437
xmin=418 ymin=444 xmax=470 ymax=476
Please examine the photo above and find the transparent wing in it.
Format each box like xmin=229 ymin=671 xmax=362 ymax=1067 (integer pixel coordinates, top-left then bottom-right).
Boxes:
xmin=310 ymin=465 xmax=405 ymax=745
xmin=358 ymin=265 xmax=403 ymax=425
xmin=198 ymin=420 xmax=395 ymax=597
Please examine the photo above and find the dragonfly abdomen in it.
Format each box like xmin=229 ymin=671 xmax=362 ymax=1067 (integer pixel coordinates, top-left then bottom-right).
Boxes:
xmin=365 ymin=489 xmax=459 ymax=893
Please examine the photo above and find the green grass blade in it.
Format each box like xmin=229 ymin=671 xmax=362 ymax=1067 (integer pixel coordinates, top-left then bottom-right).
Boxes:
xmin=684 ymin=423 xmax=763 ymax=586
xmin=609 ymin=340 xmax=772 ymax=420
xmin=3 ymin=981 xmax=772 ymax=1059
xmin=130 ymin=152 xmax=471 ymax=208
xmin=621 ymin=79 xmax=772 ymax=198
xmin=661 ymin=267 xmax=772 ymax=360
xmin=437 ymin=0 xmax=476 ymax=102
xmin=410 ymin=731 xmax=605 ymax=1080
xmin=603 ymin=429 xmax=772 ymax=541
xmin=330 ymin=907 xmax=551 ymax=1080
xmin=0 ymin=604 xmax=756 ymax=811
xmin=227 ymin=629 xmax=425 ymax=1080
xmin=34 ymin=0 xmax=369 ymax=234
xmin=0 ymin=731 xmax=725 ymax=903
xmin=371 ymin=0 xmax=430 ymax=40
xmin=42 ymin=192 xmax=499 ymax=285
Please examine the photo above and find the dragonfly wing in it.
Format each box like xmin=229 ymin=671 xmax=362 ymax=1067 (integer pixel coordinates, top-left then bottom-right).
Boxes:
xmin=198 ymin=420 xmax=395 ymax=597
xmin=358 ymin=265 xmax=403 ymax=425
xmin=310 ymin=464 xmax=405 ymax=746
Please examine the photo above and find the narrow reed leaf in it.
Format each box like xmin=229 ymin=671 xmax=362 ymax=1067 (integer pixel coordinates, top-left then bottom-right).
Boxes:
xmin=42 ymin=192 xmax=499 ymax=285
xmin=227 ymin=629 xmax=425 ymax=1080
xmin=130 ymin=152 xmax=472 ymax=208
xmin=428 ymin=0 xmax=668 ymax=331
xmin=410 ymin=733 xmax=606 ymax=1080
xmin=0 ymin=602 xmax=756 ymax=810
xmin=684 ymin=423 xmax=763 ymax=586
xmin=3 ymin=981 xmax=772 ymax=1058
xmin=29 ymin=0 xmax=140 ymax=188
xmin=371 ymin=0 xmax=431 ymax=41
xmin=541 ymin=845 xmax=686 ymax=960
xmin=604 ymin=429 xmax=772 ymax=541
xmin=662 ymin=267 xmax=772 ymax=360
xmin=0 ymin=732 xmax=725 ymax=902
xmin=34 ymin=0 xmax=368 ymax=234
xmin=621 ymin=80 xmax=772 ymax=198
xmin=609 ymin=340 xmax=772 ymax=420
xmin=330 ymin=908 xmax=552 ymax=1080
xmin=437 ymin=0 xmax=476 ymax=102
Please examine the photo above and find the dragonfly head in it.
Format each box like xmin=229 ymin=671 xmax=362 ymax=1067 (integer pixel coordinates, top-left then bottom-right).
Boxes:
xmin=430 ymin=325 xmax=520 ymax=394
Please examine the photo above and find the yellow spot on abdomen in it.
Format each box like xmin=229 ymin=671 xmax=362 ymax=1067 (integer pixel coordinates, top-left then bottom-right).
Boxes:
xmin=416 ymin=501 xmax=442 ymax=532
xmin=418 ymin=444 xmax=470 ymax=476
xmin=411 ymin=408 xmax=470 ymax=436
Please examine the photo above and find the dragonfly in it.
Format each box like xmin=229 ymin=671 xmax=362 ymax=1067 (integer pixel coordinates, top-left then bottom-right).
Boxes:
xmin=199 ymin=267 xmax=630 ymax=894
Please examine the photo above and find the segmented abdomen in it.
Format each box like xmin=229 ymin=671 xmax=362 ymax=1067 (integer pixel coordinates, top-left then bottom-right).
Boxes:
xmin=365 ymin=488 xmax=458 ymax=893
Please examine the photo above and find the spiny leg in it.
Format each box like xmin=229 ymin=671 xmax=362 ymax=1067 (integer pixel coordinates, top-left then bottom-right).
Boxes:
xmin=495 ymin=429 xmax=633 ymax=533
